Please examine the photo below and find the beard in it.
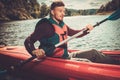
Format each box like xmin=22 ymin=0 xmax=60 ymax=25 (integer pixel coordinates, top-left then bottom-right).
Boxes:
xmin=55 ymin=16 xmax=63 ymax=22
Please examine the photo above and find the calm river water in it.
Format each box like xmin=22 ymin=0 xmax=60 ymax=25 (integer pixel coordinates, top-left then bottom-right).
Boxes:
xmin=0 ymin=15 xmax=120 ymax=50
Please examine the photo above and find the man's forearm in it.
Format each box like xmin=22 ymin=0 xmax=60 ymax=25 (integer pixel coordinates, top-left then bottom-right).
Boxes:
xmin=24 ymin=37 xmax=36 ymax=56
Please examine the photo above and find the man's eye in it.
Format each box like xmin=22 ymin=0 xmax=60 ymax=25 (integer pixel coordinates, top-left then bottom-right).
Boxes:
xmin=59 ymin=10 xmax=65 ymax=13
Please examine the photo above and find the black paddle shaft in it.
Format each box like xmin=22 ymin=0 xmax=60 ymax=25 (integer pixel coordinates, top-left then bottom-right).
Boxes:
xmin=83 ymin=18 xmax=108 ymax=34
xmin=93 ymin=18 xmax=108 ymax=27
xmin=17 ymin=18 xmax=114 ymax=68
xmin=9 ymin=55 xmax=36 ymax=71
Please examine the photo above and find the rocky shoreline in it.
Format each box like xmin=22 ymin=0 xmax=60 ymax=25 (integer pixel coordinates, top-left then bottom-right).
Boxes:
xmin=0 ymin=0 xmax=40 ymax=21
xmin=97 ymin=0 xmax=120 ymax=13
xmin=0 ymin=0 xmax=119 ymax=22
xmin=96 ymin=11 xmax=113 ymax=15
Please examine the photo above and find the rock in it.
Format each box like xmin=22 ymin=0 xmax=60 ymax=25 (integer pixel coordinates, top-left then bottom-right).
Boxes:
xmin=0 ymin=0 xmax=40 ymax=21
xmin=97 ymin=0 xmax=120 ymax=13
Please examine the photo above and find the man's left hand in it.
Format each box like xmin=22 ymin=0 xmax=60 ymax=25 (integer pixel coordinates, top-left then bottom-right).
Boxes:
xmin=85 ymin=24 xmax=94 ymax=32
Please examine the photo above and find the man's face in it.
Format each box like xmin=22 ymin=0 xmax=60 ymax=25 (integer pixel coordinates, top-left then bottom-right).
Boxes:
xmin=51 ymin=6 xmax=65 ymax=22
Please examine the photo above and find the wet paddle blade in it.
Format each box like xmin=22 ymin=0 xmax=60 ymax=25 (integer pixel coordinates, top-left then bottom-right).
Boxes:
xmin=93 ymin=9 xmax=120 ymax=27
xmin=108 ymin=9 xmax=120 ymax=20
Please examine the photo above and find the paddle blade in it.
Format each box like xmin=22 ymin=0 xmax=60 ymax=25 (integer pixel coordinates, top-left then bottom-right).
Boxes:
xmin=108 ymin=9 xmax=120 ymax=20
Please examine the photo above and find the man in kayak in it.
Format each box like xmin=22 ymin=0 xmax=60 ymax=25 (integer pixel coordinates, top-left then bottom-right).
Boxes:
xmin=24 ymin=1 xmax=119 ymax=64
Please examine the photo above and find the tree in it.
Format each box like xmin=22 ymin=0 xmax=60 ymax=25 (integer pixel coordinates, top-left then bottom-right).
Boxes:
xmin=40 ymin=2 xmax=50 ymax=18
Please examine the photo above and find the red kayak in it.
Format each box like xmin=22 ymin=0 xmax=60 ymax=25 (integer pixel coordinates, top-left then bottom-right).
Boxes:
xmin=0 ymin=46 xmax=120 ymax=80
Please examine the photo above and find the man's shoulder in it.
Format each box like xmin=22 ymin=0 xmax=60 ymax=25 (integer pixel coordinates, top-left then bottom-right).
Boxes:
xmin=41 ymin=18 xmax=49 ymax=22
xmin=36 ymin=18 xmax=52 ymax=27
xmin=38 ymin=18 xmax=50 ymax=24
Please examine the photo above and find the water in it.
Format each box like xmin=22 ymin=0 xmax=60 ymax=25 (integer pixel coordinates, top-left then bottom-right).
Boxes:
xmin=0 ymin=15 xmax=120 ymax=50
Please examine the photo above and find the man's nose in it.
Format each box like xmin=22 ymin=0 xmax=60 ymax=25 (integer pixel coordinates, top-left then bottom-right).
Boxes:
xmin=62 ymin=12 xmax=65 ymax=16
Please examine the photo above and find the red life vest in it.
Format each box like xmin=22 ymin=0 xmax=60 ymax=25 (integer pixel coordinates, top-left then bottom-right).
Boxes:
xmin=52 ymin=24 xmax=68 ymax=57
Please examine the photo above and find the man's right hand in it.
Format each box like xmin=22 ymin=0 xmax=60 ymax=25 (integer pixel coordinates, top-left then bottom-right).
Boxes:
xmin=32 ymin=49 xmax=46 ymax=59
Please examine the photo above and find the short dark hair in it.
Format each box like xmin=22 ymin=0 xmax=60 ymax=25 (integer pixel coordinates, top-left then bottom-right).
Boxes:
xmin=50 ymin=1 xmax=65 ymax=10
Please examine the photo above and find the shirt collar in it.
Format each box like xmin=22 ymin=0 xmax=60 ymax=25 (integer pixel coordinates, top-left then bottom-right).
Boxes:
xmin=48 ymin=17 xmax=64 ymax=28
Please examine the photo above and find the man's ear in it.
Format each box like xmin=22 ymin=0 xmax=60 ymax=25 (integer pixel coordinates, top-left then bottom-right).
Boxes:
xmin=51 ymin=10 xmax=54 ymax=15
